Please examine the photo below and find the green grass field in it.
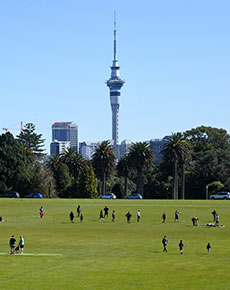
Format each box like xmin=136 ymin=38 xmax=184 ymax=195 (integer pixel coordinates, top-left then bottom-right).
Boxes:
xmin=0 ymin=198 xmax=229 ymax=290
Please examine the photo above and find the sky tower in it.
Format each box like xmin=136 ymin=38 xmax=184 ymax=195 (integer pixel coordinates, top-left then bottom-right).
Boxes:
xmin=106 ymin=13 xmax=125 ymax=157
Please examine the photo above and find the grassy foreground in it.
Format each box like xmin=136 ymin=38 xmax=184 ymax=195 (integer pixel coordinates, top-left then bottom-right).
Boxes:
xmin=0 ymin=198 xmax=229 ymax=290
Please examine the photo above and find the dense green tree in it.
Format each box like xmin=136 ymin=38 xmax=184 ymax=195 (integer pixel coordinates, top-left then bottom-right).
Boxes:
xmin=127 ymin=142 xmax=154 ymax=197
xmin=55 ymin=163 xmax=72 ymax=197
xmin=184 ymin=126 xmax=230 ymax=198
xmin=92 ymin=141 xmax=116 ymax=194
xmin=77 ymin=162 xmax=97 ymax=198
xmin=0 ymin=132 xmax=31 ymax=194
xmin=17 ymin=123 xmax=45 ymax=158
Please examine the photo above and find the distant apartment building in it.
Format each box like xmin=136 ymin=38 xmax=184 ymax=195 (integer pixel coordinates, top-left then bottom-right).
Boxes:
xmin=50 ymin=122 xmax=78 ymax=155
xmin=79 ymin=141 xmax=100 ymax=160
xmin=149 ymin=136 xmax=170 ymax=163
xmin=50 ymin=140 xmax=71 ymax=156
xmin=118 ymin=139 xmax=132 ymax=159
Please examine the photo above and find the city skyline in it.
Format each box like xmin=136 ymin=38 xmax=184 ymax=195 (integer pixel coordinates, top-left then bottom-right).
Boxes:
xmin=1 ymin=1 xmax=230 ymax=153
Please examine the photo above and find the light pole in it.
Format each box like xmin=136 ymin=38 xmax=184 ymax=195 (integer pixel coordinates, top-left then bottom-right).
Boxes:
xmin=206 ymin=185 xmax=209 ymax=200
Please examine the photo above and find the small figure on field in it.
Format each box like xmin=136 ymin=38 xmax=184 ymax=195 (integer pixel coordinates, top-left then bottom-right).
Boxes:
xmin=112 ymin=210 xmax=115 ymax=222
xmin=179 ymin=240 xmax=184 ymax=255
xmin=211 ymin=210 xmax=216 ymax=222
xmin=206 ymin=242 xmax=211 ymax=254
xmin=192 ymin=217 xmax=199 ymax=226
xmin=162 ymin=235 xmax=168 ymax=252
xmin=9 ymin=235 xmax=16 ymax=255
xmin=162 ymin=213 xmax=166 ymax=224
xmin=80 ymin=213 xmax=83 ymax=222
xmin=137 ymin=210 xmax=141 ymax=222
xmin=174 ymin=210 xmax=180 ymax=222
xmin=99 ymin=210 xmax=104 ymax=221
xmin=215 ymin=214 xmax=219 ymax=226
xmin=77 ymin=205 xmax=81 ymax=217
xmin=40 ymin=206 xmax=44 ymax=218
xmin=19 ymin=235 xmax=24 ymax=254
xmin=126 ymin=212 xmax=132 ymax=223
xmin=104 ymin=206 xmax=109 ymax=218
xmin=70 ymin=211 xmax=74 ymax=223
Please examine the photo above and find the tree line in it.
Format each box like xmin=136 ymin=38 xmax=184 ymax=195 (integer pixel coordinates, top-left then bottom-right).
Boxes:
xmin=0 ymin=123 xmax=229 ymax=199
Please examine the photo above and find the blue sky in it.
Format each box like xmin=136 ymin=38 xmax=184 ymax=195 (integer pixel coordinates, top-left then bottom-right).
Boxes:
xmin=1 ymin=1 xmax=230 ymax=153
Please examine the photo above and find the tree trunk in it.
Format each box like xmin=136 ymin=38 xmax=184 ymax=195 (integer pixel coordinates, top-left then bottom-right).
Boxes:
xmin=181 ymin=162 xmax=185 ymax=199
xmin=137 ymin=168 xmax=144 ymax=197
xmin=124 ymin=176 xmax=128 ymax=196
xmin=173 ymin=160 xmax=178 ymax=199
xmin=102 ymin=172 xmax=106 ymax=194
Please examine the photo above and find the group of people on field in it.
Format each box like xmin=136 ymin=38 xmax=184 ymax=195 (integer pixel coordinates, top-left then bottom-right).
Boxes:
xmin=69 ymin=205 xmax=83 ymax=223
xmin=9 ymin=235 xmax=24 ymax=255
xmin=162 ymin=236 xmax=211 ymax=255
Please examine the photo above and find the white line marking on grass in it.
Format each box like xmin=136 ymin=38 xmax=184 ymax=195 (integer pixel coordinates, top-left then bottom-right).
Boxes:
xmin=0 ymin=252 xmax=62 ymax=257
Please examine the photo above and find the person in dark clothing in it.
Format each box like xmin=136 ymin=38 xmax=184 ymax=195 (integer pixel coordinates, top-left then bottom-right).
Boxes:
xmin=77 ymin=205 xmax=81 ymax=217
xmin=69 ymin=211 xmax=74 ymax=223
xmin=162 ymin=213 xmax=166 ymax=224
xmin=206 ymin=242 xmax=211 ymax=254
xmin=137 ymin=210 xmax=141 ymax=222
xmin=99 ymin=210 xmax=104 ymax=221
xmin=104 ymin=206 xmax=109 ymax=218
xmin=179 ymin=240 xmax=184 ymax=254
xmin=212 ymin=210 xmax=216 ymax=222
xmin=162 ymin=236 xmax=168 ymax=252
xmin=125 ymin=212 xmax=132 ymax=223
xmin=9 ymin=235 xmax=16 ymax=255
xmin=112 ymin=210 xmax=115 ymax=222
xmin=80 ymin=213 xmax=83 ymax=222
xmin=174 ymin=210 xmax=180 ymax=222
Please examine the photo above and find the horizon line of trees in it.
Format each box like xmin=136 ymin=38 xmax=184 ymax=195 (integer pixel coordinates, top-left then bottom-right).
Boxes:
xmin=0 ymin=123 xmax=229 ymax=199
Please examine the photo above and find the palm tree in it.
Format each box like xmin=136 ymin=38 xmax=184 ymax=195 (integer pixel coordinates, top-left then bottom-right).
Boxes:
xmin=92 ymin=141 xmax=116 ymax=194
xmin=117 ymin=155 xmax=130 ymax=196
xmin=47 ymin=155 xmax=61 ymax=174
xmin=161 ymin=133 xmax=191 ymax=199
xmin=127 ymin=142 xmax=154 ymax=197
xmin=60 ymin=148 xmax=85 ymax=179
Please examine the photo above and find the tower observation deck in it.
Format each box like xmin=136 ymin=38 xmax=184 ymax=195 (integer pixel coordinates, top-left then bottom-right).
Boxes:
xmin=106 ymin=14 xmax=125 ymax=157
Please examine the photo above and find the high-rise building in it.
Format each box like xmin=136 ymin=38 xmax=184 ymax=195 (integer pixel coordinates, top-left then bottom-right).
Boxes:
xmin=51 ymin=122 xmax=78 ymax=155
xmin=106 ymin=14 xmax=125 ymax=158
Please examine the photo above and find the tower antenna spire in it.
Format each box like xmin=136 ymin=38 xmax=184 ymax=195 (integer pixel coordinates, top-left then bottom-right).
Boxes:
xmin=114 ymin=11 xmax=117 ymax=61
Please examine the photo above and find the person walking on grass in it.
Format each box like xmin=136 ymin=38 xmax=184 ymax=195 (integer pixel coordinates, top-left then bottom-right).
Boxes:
xmin=104 ymin=206 xmax=109 ymax=218
xmin=77 ymin=205 xmax=82 ymax=217
xmin=179 ymin=240 xmax=184 ymax=255
xmin=174 ymin=210 xmax=180 ymax=222
xmin=99 ymin=210 xmax=104 ymax=221
xmin=9 ymin=235 xmax=16 ymax=255
xmin=212 ymin=210 xmax=216 ymax=222
xmin=112 ymin=210 xmax=115 ymax=222
xmin=162 ymin=213 xmax=166 ymax=224
xmin=19 ymin=235 xmax=24 ymax=254
xmin=40 ymin=206 xmax=44 ymax=218
xmin=125 ymin=212 xmax=132 ymax=223
xmin=206 ymin=242 xmax=211 ymax=254
xmin=80 ymin=213 xmax=83 ymax=222
xmin=162 ymin=236 xmax=168 ymax=252
xmin=137 ymin=210 xmax=141 ymax=222
xmin=215 ymin=214 xmax=219 ymax=226
xmin=69 ymin=211 xmax=74 ymax=223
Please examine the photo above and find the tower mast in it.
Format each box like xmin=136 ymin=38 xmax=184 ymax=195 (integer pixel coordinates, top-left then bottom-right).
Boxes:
xmin=106 ymin=13 xmax=125 ymax=159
